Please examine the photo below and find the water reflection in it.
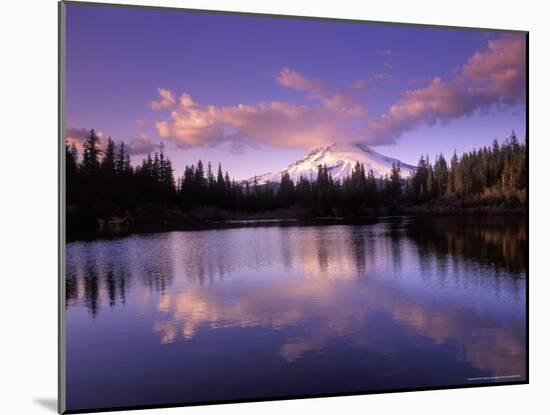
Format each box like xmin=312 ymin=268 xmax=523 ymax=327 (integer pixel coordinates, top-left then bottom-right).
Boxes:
xmin=66 ymin=217 xmax=526 ymax=410
xmin=405 ymin=216 xmax=526 ymax=275
xmin=150 ymin=277 xmax=524 ymax=376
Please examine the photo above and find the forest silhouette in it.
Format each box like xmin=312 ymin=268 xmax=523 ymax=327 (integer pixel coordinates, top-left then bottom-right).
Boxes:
xmin=66 ymin=130 xmax=526 ymax=239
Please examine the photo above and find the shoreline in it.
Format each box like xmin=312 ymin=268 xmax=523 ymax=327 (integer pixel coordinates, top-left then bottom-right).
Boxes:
xmin=66 ymin=208 xmax=526 ymax=243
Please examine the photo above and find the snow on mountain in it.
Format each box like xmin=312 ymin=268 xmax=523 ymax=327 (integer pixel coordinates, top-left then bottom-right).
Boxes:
xmin=246 ymin=143 xmax=416 ymax=185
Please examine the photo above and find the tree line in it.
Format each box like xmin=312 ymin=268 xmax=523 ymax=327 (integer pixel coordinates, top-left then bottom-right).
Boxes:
xmin=66 ymin=130 xmax=526 ymax=236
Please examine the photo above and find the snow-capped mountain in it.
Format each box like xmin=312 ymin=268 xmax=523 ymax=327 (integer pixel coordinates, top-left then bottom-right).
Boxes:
xmin=246 ymin=143 xmax=416 ymax=184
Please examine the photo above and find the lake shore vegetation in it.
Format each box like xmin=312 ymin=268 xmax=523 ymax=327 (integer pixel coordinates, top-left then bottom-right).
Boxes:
xmin=66 ymin=130 xmax=526 ymax=239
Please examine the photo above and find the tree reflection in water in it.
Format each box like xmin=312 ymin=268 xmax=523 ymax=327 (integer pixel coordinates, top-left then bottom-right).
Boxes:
xmin=65 ymin=216 xmax=526 ymax=408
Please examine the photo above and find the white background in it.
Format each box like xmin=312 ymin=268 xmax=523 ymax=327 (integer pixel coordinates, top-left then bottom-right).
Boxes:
xmin=0 ymin=0 xmax=547 ymax=414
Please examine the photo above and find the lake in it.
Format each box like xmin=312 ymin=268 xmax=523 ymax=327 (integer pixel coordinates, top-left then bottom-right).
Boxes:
xmin=65 ymin=216 xmax=527 ymax=411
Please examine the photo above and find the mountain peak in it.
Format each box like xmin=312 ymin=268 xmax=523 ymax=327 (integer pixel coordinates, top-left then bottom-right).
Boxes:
xmin=247 ymin=142 xmax=416 ymax=185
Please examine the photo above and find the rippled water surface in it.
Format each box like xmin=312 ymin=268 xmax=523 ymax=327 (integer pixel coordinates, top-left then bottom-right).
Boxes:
xmin=65 ymin=216 xmax=527 ymax=411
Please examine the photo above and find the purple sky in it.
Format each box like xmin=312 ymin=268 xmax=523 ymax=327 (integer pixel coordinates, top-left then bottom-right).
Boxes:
xmin=65 ymin=3 xmax=526 ymax=180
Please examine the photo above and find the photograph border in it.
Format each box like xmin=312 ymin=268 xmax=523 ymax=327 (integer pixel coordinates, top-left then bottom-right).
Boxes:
xmin=58 ymin=1 xmax=529 ymax=413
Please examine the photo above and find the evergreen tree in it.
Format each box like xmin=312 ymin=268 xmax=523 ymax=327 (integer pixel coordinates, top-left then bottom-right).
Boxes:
xmin=66 ymin=141 xmax=79 ymax=202
xmin=82 ymin=129 xmax=101 ymax=174
xmin=365 ymin=169 xmax=378 ymax=207
xmin=447 ymin=151 xmax=458 ymax=194
xmin=207 ymin=161 xmax=215 ymax=191
xmin=278 ymin=172 xmax=296 ymax=208
xmin=116 ymin=142 xmax=127 ymax=175
xmin=389 ymin=163 xmax=402 ymax=200
xmin=66 ymin=142 xmax=78 ymax=176
xmin=433 ymin=153 xmax=448 ymax=196
xmin=101 ymin=137 xmax=115 ymax=173
xmin=412 ymin=155 xmax=428 ymax=201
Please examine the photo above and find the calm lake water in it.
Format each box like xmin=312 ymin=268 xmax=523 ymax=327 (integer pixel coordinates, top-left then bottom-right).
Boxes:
xmin=65 ymin=216 xmax=527 ymax=411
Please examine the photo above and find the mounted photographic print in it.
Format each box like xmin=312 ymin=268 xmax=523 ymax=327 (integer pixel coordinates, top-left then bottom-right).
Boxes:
xmin=59 ymin=1 xmax=528 ymax=413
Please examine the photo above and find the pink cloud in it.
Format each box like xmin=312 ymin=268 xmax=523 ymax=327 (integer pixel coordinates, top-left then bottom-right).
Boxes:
xmin=276 ymin=67 xmax=362 ymax=110
xmin=460 ymin=36 xmax=526 ymax=102
xmin=276 ymin=67 xmax=334 ymax=97
xmin=65 ymin=127 xmax=105 ymax=152
xmin=151 ymin=88 xmax=176 ymax=110
xmin=155 ymin=99 xmax=368 ymax=149
xmin=152 ymin=36 xmax=525 ymax=149
xmin=367 ymin=36 xmax=526 ymax=144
